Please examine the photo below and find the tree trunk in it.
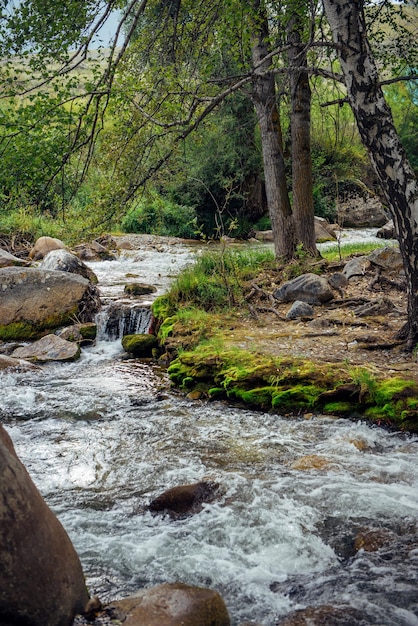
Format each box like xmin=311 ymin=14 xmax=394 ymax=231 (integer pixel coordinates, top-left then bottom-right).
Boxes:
xmin=323 ymin=0 xmax=418 ymax=350
xmin=287 ymin=7 xmax=317 ymax=255
xmin=251 ymin=2 xmax=296 ymax=260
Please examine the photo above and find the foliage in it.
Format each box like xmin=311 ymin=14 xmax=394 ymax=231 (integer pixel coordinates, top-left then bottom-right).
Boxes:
xmin=154 ymin=247 xmax=276 ymax=314
xmin=121 ymin=193 xmax=198 ymax=239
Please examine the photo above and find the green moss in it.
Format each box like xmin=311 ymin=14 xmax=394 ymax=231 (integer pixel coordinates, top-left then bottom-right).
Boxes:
xmin=208 ymin=387 xmax=225 ymax=399
xmin=157 ymin=315 xmax=178 ymax=341
xmin=272 ymin=384 xmax=323 ymax=410
xmin=122 ymin=333 xmax=158 ymax=357
xmin=322 ymin=402 xmax=355 ymax=415
xmin=0 ymin=322 xmax=38 ymax=341
xmin=78 ymin=323 xmax=97 ymax=340
xmin=374 ymin=377 xmax=418 ymax=405
xmin=228 ymin=386 xmax=275 ymax=409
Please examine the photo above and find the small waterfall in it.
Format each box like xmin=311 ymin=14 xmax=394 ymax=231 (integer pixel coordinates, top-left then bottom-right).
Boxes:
xmin=98 ymin=302 xmax=153 ymax=340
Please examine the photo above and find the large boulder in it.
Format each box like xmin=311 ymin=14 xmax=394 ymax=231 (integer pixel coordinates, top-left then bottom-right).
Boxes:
xmin=28 ymin=236 xmax=67 ymax=261
xmin=273 ymin=273 xmax=334 ymax=305
xmin=40 ymin=249 xmax=98 ymax=283
xmin=0 ymin=424 xmax=89 ymax=626
xmin=107 ymin=582 xmax=230 ymax=626
xmin=337 ymin=191 xmax=389 ymax=228
xmin=0 ymin=267 xmax=100 ymax=340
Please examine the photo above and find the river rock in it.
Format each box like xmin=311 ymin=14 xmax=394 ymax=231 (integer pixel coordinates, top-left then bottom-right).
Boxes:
xmin=0 ymin=354 xmax=36 ymax=371
xmin=124 ymin=282 xmax=157 ymax=296
xmin=278 ymin=604 xmax=368 ymax=625
xmin=0 ymin=424 xmax=89 ymax=626
xmin=108 ymin=582 xmax=230 ymax=626
xmin=12 ymin=334 xmax=81 ymax=362
xmin=149 ymin=481 xmax=220 ymax=518
xmin=0 ymin=267 xmax=100 ymax=340
xmin=73 ymin=240 xmax=117 ymax=261
xmin=286 ymin=300 xmax=314 ymax=320
xmin=0 ymin=248 xmax=28 ymax=267
xmin=28 ymin=235 xmax=67 ymax=260
xmin=354 ymin=527 xmax=395 ymax=553
xmin=273 ymin=273 xmax=334 ymax=304
xmin=122 ymin=333 xmax=158 ymax=357
xmin=40 ymin=249 xmax=98 ymax=283
xmin=56 ymin=323 xmax=97 ymax=344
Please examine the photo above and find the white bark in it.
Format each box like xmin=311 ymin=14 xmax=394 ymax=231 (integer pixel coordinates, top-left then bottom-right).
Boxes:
xmin=323 ymin=0 xmax=418 ymax=348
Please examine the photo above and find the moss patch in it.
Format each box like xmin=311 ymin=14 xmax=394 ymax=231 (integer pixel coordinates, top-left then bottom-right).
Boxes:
xmin=164 ymin=339 xmax=418 ymax=432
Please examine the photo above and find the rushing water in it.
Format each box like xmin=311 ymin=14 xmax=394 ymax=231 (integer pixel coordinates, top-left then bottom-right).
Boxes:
xmin=2 ymin=235 xmax=418 ymax=626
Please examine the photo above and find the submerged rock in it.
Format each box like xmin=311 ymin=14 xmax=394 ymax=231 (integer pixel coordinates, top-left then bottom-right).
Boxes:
xmin=149 ymin=481 xmax=220 ymax=518
xmin=124 ymin=282 xmax=157 ymax=296
xmin=278 ymin=604 xmax=369 ymax=625
xmin=0 ymin=424 xmax=89 ymax=626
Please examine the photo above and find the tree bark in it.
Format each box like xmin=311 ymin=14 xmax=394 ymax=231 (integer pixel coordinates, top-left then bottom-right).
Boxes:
xmin=323 ymin=0 xmax=418 ymax=349
xmin=251 ymin=2 xmax=296 ymax=260
xmin=287 ymin=7 xmax=317 ymax=255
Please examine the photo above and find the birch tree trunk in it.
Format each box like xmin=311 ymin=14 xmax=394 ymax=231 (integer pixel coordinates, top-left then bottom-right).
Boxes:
xmin=251 ymin=2 xmax=296 ymax=260
xmin=287 ymin=7 xmax=317 ymax=255
xmin=323 ymin=0 xmax=418 ymax=349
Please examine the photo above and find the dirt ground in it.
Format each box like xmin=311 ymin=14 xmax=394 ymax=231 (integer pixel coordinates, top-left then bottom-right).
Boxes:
xmin=228 ymin=263 xmax=418 ymax=381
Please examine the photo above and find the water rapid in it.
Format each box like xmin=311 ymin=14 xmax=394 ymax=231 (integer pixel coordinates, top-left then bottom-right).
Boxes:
xmin=1 ymin=237 xmax=418 ymax=626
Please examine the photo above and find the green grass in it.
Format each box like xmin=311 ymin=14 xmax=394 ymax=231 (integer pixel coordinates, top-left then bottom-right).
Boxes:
xmin=320 ymin=240 xmax=397 ymax=261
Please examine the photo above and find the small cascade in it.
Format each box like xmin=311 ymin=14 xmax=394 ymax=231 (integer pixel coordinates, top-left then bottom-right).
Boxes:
xmin=98 ymin=302 xmax=153 ymax=340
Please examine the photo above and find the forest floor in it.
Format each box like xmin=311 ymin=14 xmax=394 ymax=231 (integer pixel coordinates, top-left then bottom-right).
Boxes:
xmin=225 ymin=265 xmax=416 ymax=379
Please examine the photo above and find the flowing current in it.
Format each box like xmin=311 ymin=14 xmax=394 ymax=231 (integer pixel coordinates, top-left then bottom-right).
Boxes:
xmin=2 ymin=235 xmax=418 ymax=625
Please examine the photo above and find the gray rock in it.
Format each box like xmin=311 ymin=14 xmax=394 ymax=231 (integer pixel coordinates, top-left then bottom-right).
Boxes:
xmin=328 ymin=272 xmax=348 ymax=289
xmin=337 ymin=192 xmax=388 ymax=228
xmin=0 ymin=354 xmax=36 ymax=371
xmin=286 ymin=300 xmax=315 ymax=320
xmin=0 ymin=248 xmax=28 ymax=268
xmin=367 ymin=246 xmax=403 ymax=272
xmin=342 ymin=257 xmax=369 ymax=280
xmin=0 ymin=425 xmax=89 ymax=626
xmin=273 ymin=273 xmax=334 ymax=304
xmin=12 ymin=334 xmax=81 ymax=362
xmin=40 ymin=249 xmax=98 ymax=283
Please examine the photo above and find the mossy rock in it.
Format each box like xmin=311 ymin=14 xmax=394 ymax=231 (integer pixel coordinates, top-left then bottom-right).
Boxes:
xmin=78 ymin=323 xmax=97 ymax=341
xmin=122 ymin=333 xmax=158 ymax=357
xmin=124 ymin=283 xmax=157 ymax=296
xmin=165 ymin=342 xmax=418 ymax=432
